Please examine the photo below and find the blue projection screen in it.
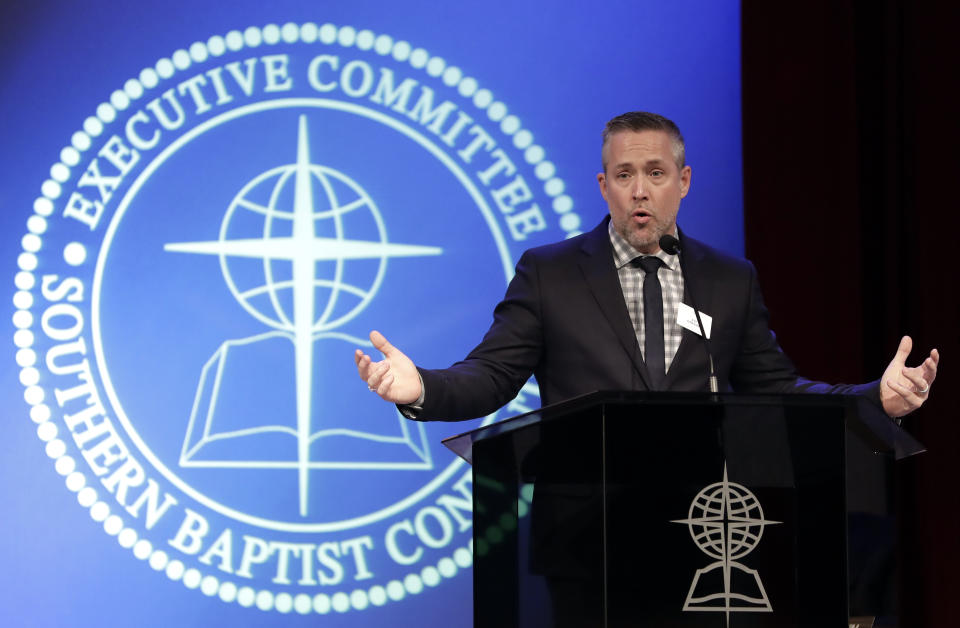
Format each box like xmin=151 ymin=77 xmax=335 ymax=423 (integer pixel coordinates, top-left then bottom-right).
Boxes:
xmin=0 ymin=2 xmax=742 ymax=626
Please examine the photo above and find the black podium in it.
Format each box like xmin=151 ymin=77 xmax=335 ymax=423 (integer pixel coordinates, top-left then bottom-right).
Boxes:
xmin=443 ymin=392 xmax=923 ymax=628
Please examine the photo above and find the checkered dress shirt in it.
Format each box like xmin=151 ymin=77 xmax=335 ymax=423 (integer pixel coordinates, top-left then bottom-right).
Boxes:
xmin=608 ymin=221 xmax=684 ymax=372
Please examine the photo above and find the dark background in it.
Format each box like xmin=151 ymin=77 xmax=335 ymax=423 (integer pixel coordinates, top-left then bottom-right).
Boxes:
xmin=742 ymin=1 xmax=959 ymax=624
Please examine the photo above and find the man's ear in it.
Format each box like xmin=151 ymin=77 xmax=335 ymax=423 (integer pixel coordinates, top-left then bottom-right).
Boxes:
xmin=679 ymin=165 xmax=692 ymax=198
xmin=597 ymin=171 xmax=608 ymax=201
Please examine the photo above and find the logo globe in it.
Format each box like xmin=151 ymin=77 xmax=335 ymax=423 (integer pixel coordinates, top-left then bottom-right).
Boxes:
xmin=14 ymin=22 xmax=576 ymax=616
xmin=687 ymin=480 xmax=767 ymax=560
xmin=217 ymin=143 xmax=388 ymax=333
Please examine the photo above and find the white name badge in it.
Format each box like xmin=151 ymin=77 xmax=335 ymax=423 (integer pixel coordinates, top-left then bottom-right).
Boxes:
xmin=677 ymin=303 xmax=712 ymax=339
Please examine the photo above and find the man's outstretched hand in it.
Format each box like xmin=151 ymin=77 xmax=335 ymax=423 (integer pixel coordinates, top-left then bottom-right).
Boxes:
xmin=355 ymin=330 xmax=422 ymax=405
xmin=880 ymin=335 xmax=939 ymax=418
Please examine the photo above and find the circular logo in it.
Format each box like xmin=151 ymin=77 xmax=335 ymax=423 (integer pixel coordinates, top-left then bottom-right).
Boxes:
xmin=219 ymin=158 xmax=388 ymax=332
xmin=686 ymin=481 xmax=768 ymax=560
xmin=13 ymin=22 xmax=579 ymax=616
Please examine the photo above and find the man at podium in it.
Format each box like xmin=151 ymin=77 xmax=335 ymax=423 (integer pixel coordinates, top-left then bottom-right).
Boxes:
xmin=355 ymin=111 xmax=938 ymax=420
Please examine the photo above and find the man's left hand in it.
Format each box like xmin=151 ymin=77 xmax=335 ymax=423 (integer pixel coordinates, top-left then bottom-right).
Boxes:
xmin=880 ymin=335 xmax=939 ymax=418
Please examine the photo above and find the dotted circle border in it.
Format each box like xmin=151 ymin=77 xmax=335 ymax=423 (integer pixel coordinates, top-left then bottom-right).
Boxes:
xmin=14 ymin=22 xmax=554 ymax=615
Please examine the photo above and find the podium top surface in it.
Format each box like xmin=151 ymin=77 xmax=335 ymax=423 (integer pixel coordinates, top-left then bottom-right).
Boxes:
xmin=440 ymin=390 xmax=924 ymax=465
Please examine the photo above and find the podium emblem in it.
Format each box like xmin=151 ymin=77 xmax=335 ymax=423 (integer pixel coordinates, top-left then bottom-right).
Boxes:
xmin=672 ymin=464 xmax=780 ymax=625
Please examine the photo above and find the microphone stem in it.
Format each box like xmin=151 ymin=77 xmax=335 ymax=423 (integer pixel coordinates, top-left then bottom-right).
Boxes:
xmin=707 ymin=356 xmax=719 ymax=393
xmin=677 ymin=250 xmax=719 ymax=394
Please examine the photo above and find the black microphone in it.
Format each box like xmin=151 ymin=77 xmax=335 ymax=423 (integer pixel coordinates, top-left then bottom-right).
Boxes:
xmin=659 ymin=234 xmax=681 ymax=256
xmin=658 ymin=234 xmax=719 ymax=393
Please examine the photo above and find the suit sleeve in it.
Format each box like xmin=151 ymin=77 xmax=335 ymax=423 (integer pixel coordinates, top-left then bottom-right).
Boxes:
xmin=729 ymin=262 xmax=881 ymax=404
xmin=415 ymin=251 xmax=545 ymax=421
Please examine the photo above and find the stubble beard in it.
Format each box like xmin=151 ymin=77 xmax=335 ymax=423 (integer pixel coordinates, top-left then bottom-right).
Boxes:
xmin=617 ymin=215 xmax=669 ymax=254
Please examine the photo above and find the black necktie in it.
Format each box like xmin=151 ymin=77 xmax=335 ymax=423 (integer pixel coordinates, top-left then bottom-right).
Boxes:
xmin=637 ymin=256 xmax=665 ymax=390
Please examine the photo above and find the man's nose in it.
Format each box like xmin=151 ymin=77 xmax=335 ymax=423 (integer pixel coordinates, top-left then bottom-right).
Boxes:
xmin=632 ymin=177 xmax=647 ymax=199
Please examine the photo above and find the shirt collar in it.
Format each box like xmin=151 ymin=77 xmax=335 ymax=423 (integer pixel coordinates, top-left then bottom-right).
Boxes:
xmin=608 ymin=219 xmax=680 ymax=271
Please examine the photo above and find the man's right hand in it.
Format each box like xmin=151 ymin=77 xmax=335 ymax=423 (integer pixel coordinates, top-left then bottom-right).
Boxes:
xmin=354 ymin=330 xmax=422 ymax=405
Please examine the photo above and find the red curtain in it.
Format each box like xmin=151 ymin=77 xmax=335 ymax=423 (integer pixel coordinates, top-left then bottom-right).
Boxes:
xmin=742 ymin=0 xmax=959 ymax=623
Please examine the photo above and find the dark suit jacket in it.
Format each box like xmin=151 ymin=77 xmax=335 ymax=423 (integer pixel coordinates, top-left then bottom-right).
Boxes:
xmin=418 ymin=217 xmax=878 ymax=420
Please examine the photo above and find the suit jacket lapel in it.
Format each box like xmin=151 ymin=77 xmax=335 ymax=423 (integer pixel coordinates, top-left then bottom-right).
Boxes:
xmin=578 ymin=218 xmax=652 ymax=388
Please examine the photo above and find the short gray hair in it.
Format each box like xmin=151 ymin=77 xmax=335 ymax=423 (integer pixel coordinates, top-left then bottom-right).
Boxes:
xmin=601 ymin=111 xmax=685 ymax=171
